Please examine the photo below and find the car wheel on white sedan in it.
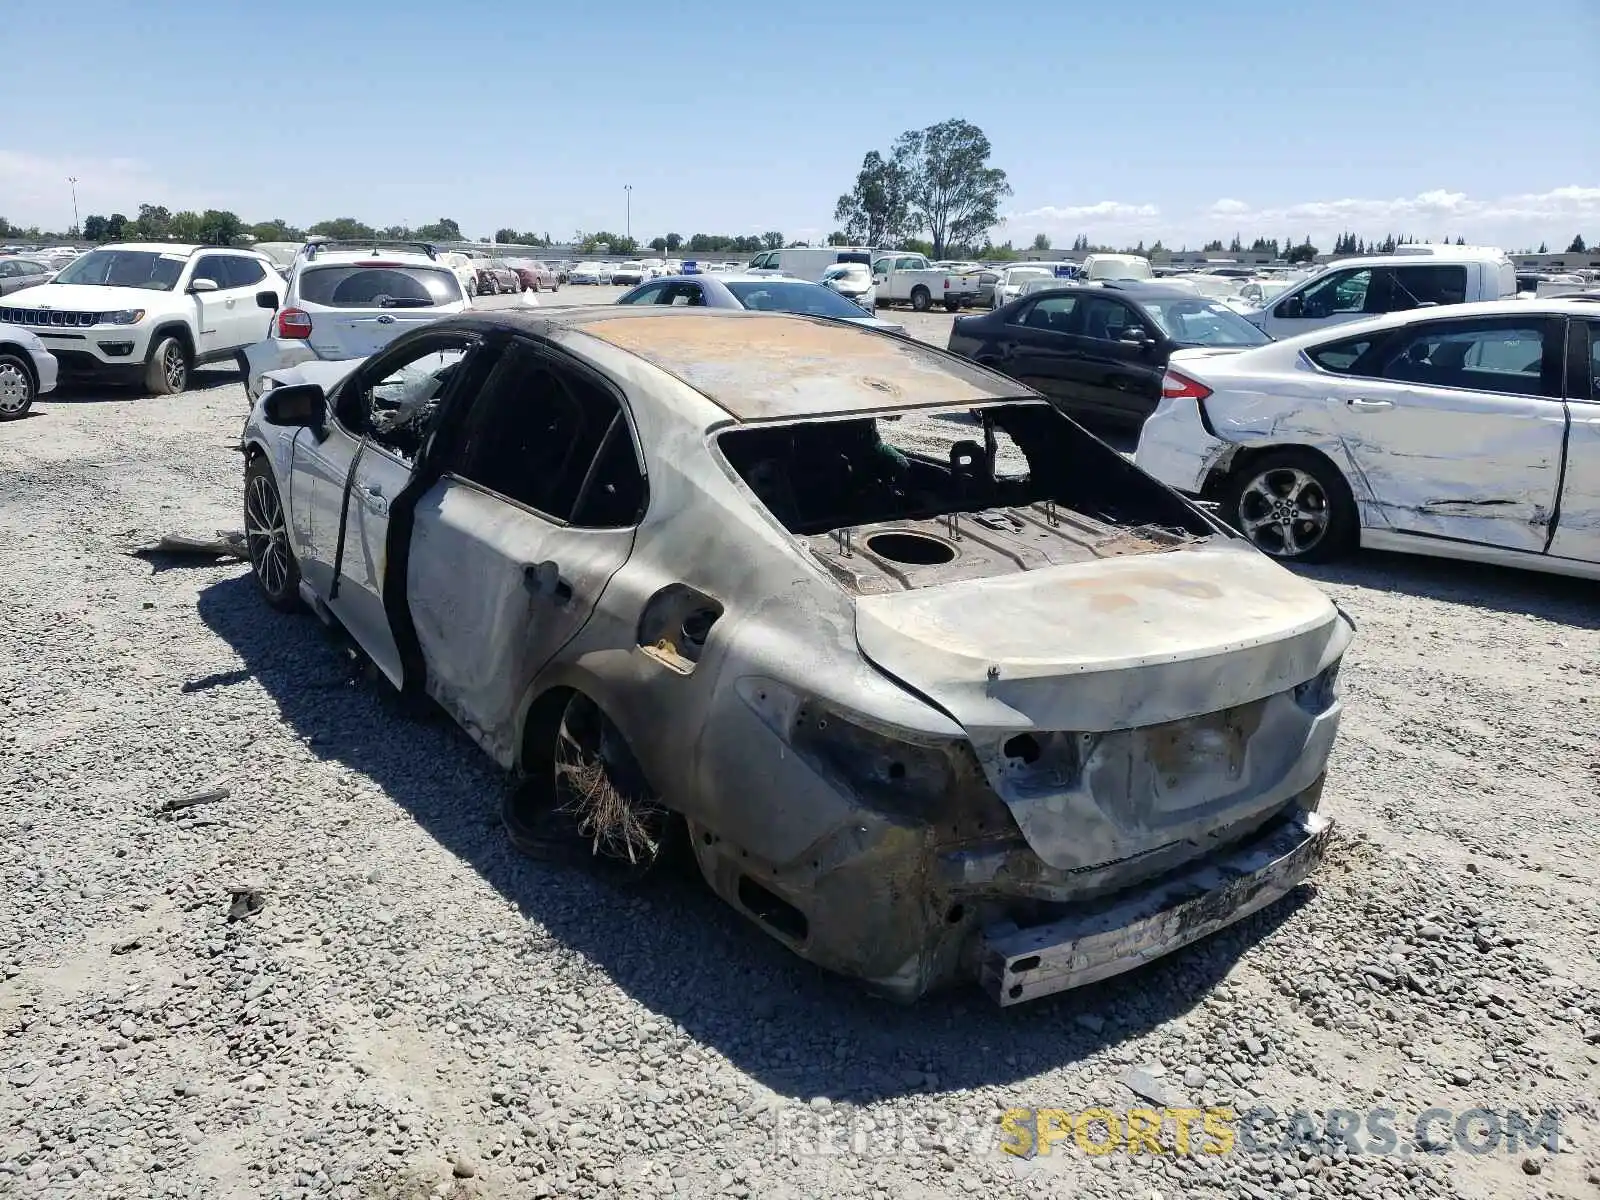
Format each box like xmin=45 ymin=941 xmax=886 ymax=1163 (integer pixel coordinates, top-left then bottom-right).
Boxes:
xmin=0 ymin=353 xmax=34 ymax=420
xmin=244 ymin=456 xmax=303 ymax=611
xmin=1222 ymin=449 xmax=1357 ymax=564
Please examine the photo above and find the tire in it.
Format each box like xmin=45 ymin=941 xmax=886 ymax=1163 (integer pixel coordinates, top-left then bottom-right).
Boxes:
xmin=143 ymin=335 xmax=190 ymax=396
xmin=244 ymin=455 xmax=303 ymax=611
xmin=0 ymin=352 xmax=35 ymax=420
xmin=911 ymin=286 xmax=931 ymax=312
xmin=943 ymin=298 xmax=960 ymax=312
xmin=504 ymin=691 xmax=679 ymax=879
xmin=483 ymin=278 xmax=498 ymax=296
xmin=1221 ymin=448 xmax=1358 ymax=565
xmin=465 ymin=278 xmax=477 ymax=298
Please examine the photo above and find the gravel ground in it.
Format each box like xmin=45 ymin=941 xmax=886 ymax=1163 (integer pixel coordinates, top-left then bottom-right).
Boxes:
xmin=3 ymin=292 xmax=1600 ymax=1199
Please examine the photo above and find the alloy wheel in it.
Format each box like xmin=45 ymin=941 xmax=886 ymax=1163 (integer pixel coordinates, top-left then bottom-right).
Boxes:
xmin=245 ymin=473 xmax=291 ymax=598
xmin=163 ymin=342 xmax=187 ymax=391
xmin=1235 ymin=466 xmax=1331 ymax=557
xmin=0 ymin=361 xmax=30 ymax=415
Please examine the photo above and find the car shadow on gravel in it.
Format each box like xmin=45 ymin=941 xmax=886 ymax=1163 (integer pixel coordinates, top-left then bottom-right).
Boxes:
xmin=1297 ymin=550 xmax=1600 ymax=629
xmin=197 ymin=571 xmax=1309 ymax=1103
xmin=40 ymin=365 xmax=245 ymax=405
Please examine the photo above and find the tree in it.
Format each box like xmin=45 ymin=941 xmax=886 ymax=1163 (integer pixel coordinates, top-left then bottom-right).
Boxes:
xmin=889 ymin=119 xmax=1010 ymax=258
xmin=249 ymin=218 xmax=301 ymax=242
xmin=82 ymin=214 xmax=109 ymax=241
xmin=1030 ymin=232 xmax=1051 ymax=251
xmin=135 ymin=204 xmax=172 ymax=239
xmin=1568 ymin=234 xmax=1588 ymax=253
xmin=308 ymin=217 xmax=378 ymax=240
xmin=1537 ymin=241 xmax=1548 ymax=254
xmin=197 ymin=209 xmax=243 ymax=246
xmin=168 ymin=211 xmax=204 ymax=242
xmin=648 ymin=236 xmax=668 ymax=253
xmin=665 ymin=232 xmax=683 ymax=252
xmin=1228 ymin=233 xmax=1243 ymax=253
xmin=414 ymin=217 xmax=462 ymax=243
xmin=825 ymin=231 xmax=849 ymax=246
xmin=1071 ymin=234 xmax=1089 ymax=252
xmin=1202 ymin=238 xmax=1224 ymax=252
xmin=761 ymin=230 xmax=784 ymax=250
xmin=494 ymin=228 xmax=518 ymax=244
xmin=582 ymin=231 xmax=637 ymax=254
xmin=1286 ymin=238 xmax=1319 ymax=265
xmin=833 ymin=150 xmax=911 ymax=248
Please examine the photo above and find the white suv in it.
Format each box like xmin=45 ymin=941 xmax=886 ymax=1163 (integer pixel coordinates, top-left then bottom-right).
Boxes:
xmin=242 ymin=243 xmax=469 ymax=401
xmin=0 ymin=243 xmax=284 ymax=394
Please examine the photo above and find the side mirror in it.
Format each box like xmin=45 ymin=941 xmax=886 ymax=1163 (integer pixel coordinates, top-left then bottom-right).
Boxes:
xmin=188 ymin=278 xmax=219 ymax=293
xmin=262 ymin=383 xmax=327 ymax=430
xmin=256 ymin=290 xmax=280 ymax=310
xmin=1118 ymin=327 xmax=1152 ymax=347
xmin=1274 ymin=293 xmax=1304 ymax=319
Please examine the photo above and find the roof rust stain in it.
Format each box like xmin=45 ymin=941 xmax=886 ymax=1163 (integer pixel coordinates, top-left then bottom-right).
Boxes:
xmin=571 ymin=311 xmax=1011 ymax=421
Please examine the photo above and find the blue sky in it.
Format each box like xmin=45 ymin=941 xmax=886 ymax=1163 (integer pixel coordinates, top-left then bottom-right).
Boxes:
xmin=3 ymin=0 xmax=1597 ymax=250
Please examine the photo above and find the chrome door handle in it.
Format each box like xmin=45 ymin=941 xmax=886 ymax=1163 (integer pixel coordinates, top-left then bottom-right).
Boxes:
xmin=1347 ymin=397 xmax=1393 ymax=411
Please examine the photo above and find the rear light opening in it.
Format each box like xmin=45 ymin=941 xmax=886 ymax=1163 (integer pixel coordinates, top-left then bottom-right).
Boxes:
xmin=277 ymin=308 xmax=313 ymax=338
xmin=1161 ymin=369 xmax=1212 ymax=402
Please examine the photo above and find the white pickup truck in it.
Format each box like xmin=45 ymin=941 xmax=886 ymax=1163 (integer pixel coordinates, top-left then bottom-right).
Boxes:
xmin=870 ymin=252 xmax=983 ymax=312
xmin=1239 ymin=246 xmax=1517 ymax=339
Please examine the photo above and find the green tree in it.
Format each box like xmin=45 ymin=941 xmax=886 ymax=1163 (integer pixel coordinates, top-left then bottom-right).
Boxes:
xmin=833 ymin=150 xmax=911 ymax=247
xmin=825 ymin=230 xmax=850 ymax=246
xmin=582 ymin=231 xmax=637 ymax=254
xmin=649 ymin=236 xmax=668 ymax=253
xmin=1568 ymin=234 xmax=1588 ymax=253
xmin=1537 ymin=241 xmax=1548 ymax=253
xmin=82 ymin=214 xmax=109 ymax=241
xmin=902 ymin=237 xmax=935 ymax=257
xmin=494 ymin=228 xmax=518 ymax=243
xmin=891 ymin=119 xmax=1011 ymax=258
xmin=1030 ymin=232 xmax=1050 ymax=251
xmin=168 ymin=211 xmax=204 ymax=241
xmin=664 ymin=232 xmax=683 ymax=252
xmin=1286 ymin=238 xmax=1319 ymax=264
xmin=1071 ymin=234 xmax=1089 ymax=252
xmin=413 ymin=217 xmax=462 ymax=243
xmin=135 ymin=204 xmax=172 ymax=239
xmin=1228 ymin=233 xmax=1243 ymax=253
xmin=1202 ymin=238 xmax=1224 ymax=252
xmin=761 ymin=230 xmax=784 ymax=250
xmin=197 ymin=209 xmax=243 ymax=246
xmin=308 ymin=217 xmax=379 ymax=240
xmin=250 ymin=218 xmax=302 ymax=242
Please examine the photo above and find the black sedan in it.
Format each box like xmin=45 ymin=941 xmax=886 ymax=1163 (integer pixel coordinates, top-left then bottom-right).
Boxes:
xmin=945 ymin=282 xmax=1270 ymax=424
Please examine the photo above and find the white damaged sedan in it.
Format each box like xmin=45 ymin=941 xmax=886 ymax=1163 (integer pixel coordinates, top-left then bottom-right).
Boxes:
xmin=1136 ymin=298 xmax=1600 ymax=578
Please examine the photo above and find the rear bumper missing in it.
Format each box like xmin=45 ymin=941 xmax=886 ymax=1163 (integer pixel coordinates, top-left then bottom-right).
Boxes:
xmin=977 ymin=807 xmax=1332 ymax=1005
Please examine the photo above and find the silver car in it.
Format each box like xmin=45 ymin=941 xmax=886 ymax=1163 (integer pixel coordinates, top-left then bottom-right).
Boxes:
xmin=616 ymin=272 xmax=905 ymax=334
xmin=0 ymin=258 xmax=55 ymax=296
xmin=239 ymin=306 xmax=1350 ymax=1005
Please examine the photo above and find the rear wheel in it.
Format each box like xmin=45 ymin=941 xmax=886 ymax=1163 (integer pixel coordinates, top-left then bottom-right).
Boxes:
xmin=484 ymin=277 xmax=498 ymax=295
xmin=504 ymin=691 xmax=677 ymax=878
xmin=0 ymin=353 xmax=35 ymax=420
xmin=144 ymin=335 xmax=190 ymax=395
xmin=1221 ymin=449 xmax=1357 ymax=564
xmin=911 ymin=286 xmax=932 ymax=312
xmin=943 ymin=298 xmax=960 ymax=312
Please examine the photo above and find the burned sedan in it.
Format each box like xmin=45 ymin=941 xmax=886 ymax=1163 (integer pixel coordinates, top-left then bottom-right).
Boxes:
xmin=239 ymin=308 xmax=1351 ymax=1005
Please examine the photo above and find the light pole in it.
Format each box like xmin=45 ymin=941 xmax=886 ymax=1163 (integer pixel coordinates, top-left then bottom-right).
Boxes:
xmin=67 ymin=177 xmax=79 ymax=236
xmin=624 ymin=185 xmax=632 ymax=243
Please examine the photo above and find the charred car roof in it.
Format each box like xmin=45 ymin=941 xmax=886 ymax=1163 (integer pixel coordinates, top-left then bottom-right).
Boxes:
xmin=430 ymin=307 xmax=1027 ymax=421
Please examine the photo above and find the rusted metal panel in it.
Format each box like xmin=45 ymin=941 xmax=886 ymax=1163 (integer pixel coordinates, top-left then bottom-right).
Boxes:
xmin=571 ymin=310 xmax=1017 ymax=421
xmin=979 ymin=809 xmax=1332 ymax=1005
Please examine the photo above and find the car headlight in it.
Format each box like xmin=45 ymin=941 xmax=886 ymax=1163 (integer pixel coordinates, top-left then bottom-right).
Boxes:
xmin=99 ymin=309 xmax=146 ymax=326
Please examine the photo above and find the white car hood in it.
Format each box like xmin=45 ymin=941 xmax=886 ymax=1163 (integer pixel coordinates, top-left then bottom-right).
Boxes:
xmin=0 ymin=282 xmax=171 ymax=311
xmin=261 ymin=357 xmax=365 ymax=393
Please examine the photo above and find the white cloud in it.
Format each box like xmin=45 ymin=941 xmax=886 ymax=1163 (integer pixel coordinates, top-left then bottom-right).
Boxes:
xmin=1010 ymin=201 xmax=1160 ymax=223
xmin=997 ymin=186 xmax=1600 ymax=250
xmin=0 ymin=149 xmax=211 ymax=230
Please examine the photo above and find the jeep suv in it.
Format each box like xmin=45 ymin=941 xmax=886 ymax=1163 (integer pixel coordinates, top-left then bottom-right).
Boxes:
xmin=0 ymin=243 xmax=285 ymax=394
